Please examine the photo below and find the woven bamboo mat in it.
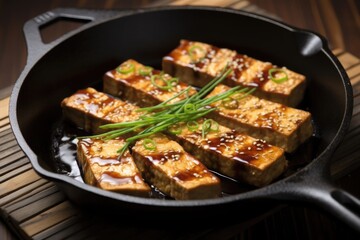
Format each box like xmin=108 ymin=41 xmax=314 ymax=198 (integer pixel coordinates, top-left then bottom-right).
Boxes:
xmin=1 ymin=0 xmax=360 ymax=239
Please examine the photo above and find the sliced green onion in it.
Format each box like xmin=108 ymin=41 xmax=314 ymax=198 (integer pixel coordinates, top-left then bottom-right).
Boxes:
xmin=188 ymin=45 xmax=206 ymax=62
xmin=202 ymin=120 xmax=211 ymax=139
xmin=87 ymin=65 xmax=256 ymax=157
xmin=168 ymin=123 xmax=183 ymax=135
xmin=184 ymin=103 xmax=196 ymax=113
xmin=202 ymin=119 xmax=219 ymax=138
xmin=151 ymin=74 xmax=172 ymax=90
xmin=139 ymin=66 xmax=153 ymax=76
xmin=116 ymin=62 xmax=135 ymax=74
xmin=268 ymin=68 xmax=288 ymax=84
xmin=221 ymin=97 xmax=239 ymax=109
xmin=168 ymin=77 xmax=179 ymax=86
xmin=143 ymin=138 xmax=156 ymax=151
xmin=209 ymin=120 xmax=219 ymax=132
xmin=187 ymin=121 xmax=199 ymax=132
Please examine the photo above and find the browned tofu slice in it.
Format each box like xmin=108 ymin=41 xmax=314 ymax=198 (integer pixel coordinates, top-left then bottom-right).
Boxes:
xmin=61 ymin=87 xmax=141 ymax=134
xmin=167 ymin=119 xmax=287 ymax=187
xmin=103 ymin=60 xmax=312 ymax=153
xmin=132 ymin=134 xmax=221 ymax=200
xmin=62 ymin=88 xmax=221 ymax=197
xmin=162 ymin=39 xmax=306 ymax=107
xmin=103 ymin=59 xmax=197 ymax=107
xmin=206 ymin=84 xmax=313 ymax=152
xmin=77 ymin=137 xmax=151 ymax=197
xmin=102 ymin=63 xmax=287 ymax=187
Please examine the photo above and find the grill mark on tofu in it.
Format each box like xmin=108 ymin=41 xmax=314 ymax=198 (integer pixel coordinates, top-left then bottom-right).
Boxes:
xmin=77 ymin=137 xmax=151 ymax=197
xmin=132 ymin=134 xmax=221 ymax=200
xmin=206 ymin=84 xmax=313 ymax=152
xmin=162 ymin=39 xmax=307 ymax=107
xmin=102 ymin=61 xmax=287 ymax=187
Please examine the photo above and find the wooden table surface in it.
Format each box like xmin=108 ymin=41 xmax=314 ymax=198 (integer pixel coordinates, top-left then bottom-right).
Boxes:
xmin=0 ymin=0 xmax=359 ymax=239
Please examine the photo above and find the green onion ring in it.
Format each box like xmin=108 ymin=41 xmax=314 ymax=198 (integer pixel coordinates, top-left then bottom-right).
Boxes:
xmin=91 ymin=65 xmax=244 ymax=156
xmin=168 ymin=77 xmax=179 ymax=86
xmin=202 ymin=120 xmax=211 ymax=139
xmin=202 ymin=119 xmax=219 ymax=138
xmin=187 ymin=121 xmax=199 ymax=132
xmin=188 ymin=45 xmax=206 ymax=62
xmin=143 ymin=138 xmax=156 ymax=151
xmin=139 ymin=66 xmax=153 ymax=76
xmin=268 ymin=68 xmax=288 ymax=84
xmin=209 ymin=120 xmax=219 ymax=132
xmin=168 ymin=123 xmax=183 ymax=135
xmin=184 ymin=103 xmax=196 ymax=113
xmin=116 ymin=62 xmax=135 ymax=74
xmin=151 ymin=74 xmax=172 ymax=90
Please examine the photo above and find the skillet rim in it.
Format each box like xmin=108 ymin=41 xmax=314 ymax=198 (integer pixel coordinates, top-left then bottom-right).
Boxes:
xmin=9 ymin=5 xmax=353 ymax=208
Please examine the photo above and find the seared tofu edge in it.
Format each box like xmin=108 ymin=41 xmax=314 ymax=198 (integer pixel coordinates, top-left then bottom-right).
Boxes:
xmin=77 ymin=137 xmax=151 ymax=197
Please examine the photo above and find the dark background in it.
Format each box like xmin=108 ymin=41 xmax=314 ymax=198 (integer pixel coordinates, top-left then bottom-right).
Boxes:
xmin=0 ymin=0 xmax=359 ymax=98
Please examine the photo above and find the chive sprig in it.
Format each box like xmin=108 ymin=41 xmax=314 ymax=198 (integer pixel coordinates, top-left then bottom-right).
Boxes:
xmin=83 ymin=65 xmax=255 ymax=156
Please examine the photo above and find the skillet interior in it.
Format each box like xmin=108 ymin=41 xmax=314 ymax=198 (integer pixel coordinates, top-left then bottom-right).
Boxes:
xmin=11 ymin=7 xmax=349 ymax=218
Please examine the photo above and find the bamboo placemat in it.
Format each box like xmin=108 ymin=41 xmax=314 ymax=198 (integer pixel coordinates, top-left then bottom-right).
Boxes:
xmin=1 ymin=0 xmax=360 ymax=239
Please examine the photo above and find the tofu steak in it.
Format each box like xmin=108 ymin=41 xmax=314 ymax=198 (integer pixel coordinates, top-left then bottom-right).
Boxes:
xmin=101 ymin=64 xmax=288 ymax=187
xmin=61 ymin=87 xmax=141 ymax=134
xmin=162 ymin=40 xmax=306 ymax=107
xmin=77 ymin=137 xmax=151 ymax=197
xmin=104 ymin=59 xmax=197 ymax=107
xmin=167 ymin=119 xmax=287 ymax=187
xmin=206 ymin=84 xmax=313 ymax=152
xmin=62 ymin=88 xmax=221 ymax=199
xmin=103 ymin=60 xmax=312 ymax=152
xmin=132 ymin=134 xmax=221 ymax=200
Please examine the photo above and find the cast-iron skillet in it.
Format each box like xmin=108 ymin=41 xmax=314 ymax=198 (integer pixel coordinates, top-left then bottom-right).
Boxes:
xmin=9 ymin=6 xmax=360 ymax=231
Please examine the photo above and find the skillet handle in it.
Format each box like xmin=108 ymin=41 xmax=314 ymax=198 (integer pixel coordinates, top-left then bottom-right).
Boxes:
xmin=23 ymin=8 xmax=131 ymax=61
xmin=303 ymin=183 xmax=360 ymax=233
xmin=269 ymin=167 xmax=360 ymax=233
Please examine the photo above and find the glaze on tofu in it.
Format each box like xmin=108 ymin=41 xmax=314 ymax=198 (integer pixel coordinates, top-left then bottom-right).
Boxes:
xmin=61 ymin=41 xmax=312 ymax=197
xmin=162 ymin=40 xmax=306 ymax=107
xmin=61 ymin=87 xmax=141 ymax=134
xmin=77 ymin=137 xmax=151 ymax=196
xmin=104 ymin=59 xmax=197 ymax=107
xmin=166 ymin=119 xmax=287 ymax=187
xmin=132 ymin=134 xmax=221 ymax=199
xmin=62 ymin=88 xmax=222 ymax=198
xmin=103 ymin=60 xmax=312 ymax=153
xmin=102 ymin=62 xmax=288 ymax=187
xmin=206 ymin=84 xmax=313 ymax=152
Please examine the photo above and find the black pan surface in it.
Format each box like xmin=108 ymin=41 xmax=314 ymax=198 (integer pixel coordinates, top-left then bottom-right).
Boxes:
xmin=9 ymin=6 xmax=360 ymax=230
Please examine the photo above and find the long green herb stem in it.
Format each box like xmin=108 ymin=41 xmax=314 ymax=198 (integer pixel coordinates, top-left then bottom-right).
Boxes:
xmin=84 ymin=65 xmax=255 ymax=156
